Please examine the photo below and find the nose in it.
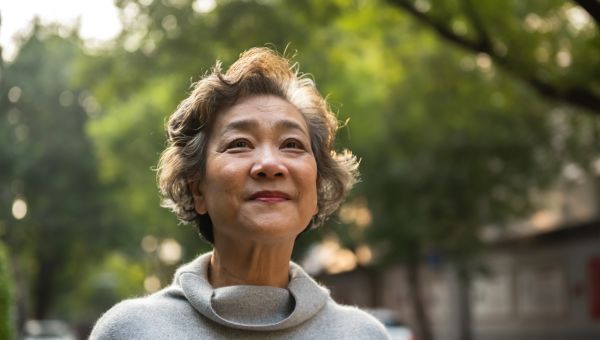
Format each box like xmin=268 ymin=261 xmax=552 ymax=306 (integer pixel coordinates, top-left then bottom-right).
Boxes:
xmin=250 ymin=146 xmax=288 ymax=179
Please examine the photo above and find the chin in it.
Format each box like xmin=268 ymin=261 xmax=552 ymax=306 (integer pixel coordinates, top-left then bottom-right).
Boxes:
xmin=243 ymin=218 xmax=306 ymax=241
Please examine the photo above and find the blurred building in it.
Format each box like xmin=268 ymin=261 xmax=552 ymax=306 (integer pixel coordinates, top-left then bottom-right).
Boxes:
xmin=310 ymin=169 xmax=600 ymax=340
xmin=467 ymin=218 xmax=600 ymax=340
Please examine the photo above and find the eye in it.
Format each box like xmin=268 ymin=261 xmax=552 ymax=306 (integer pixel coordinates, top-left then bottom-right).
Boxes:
xmin=282 ymin=139 xmax=305 ymax=150
xmin=225 ymin=138 xmax=252 ymax=151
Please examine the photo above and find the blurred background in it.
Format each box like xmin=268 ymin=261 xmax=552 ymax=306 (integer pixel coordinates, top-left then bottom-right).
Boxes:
xmin=1 ymin=0 xmax=599 ymax=339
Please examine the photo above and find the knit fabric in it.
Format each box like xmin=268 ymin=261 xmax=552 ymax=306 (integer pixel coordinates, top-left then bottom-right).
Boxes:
xmin=90 ymin=252 xmax=390 ymax=339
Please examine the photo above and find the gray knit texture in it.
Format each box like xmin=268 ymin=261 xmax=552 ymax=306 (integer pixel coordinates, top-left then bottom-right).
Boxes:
xmin=90 ymin=252 xmax=390 ymax=339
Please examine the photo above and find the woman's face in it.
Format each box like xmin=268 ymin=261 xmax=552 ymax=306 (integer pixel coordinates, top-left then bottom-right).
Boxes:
xmin=193 ymin=95 xmax=318 ymax=243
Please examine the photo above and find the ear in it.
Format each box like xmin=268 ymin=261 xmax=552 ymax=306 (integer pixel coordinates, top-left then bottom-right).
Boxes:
xmin=189 ymin=180 xmax=207 ymax=215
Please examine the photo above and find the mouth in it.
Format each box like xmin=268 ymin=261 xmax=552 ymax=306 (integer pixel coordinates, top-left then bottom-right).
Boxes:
xmin=249 ymin=190 xmax=291 ymax=203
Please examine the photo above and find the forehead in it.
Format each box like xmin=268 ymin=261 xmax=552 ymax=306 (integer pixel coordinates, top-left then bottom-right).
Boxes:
xmin=213 ymin=95 xmax=309 ymax=134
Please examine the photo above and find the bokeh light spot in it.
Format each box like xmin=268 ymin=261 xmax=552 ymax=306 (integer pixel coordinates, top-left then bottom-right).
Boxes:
xmin=8 ymin=86 xmax=22 ymax=103
xmin=159 ymin=238 xmax=182 ymax=265
xmin=144 ymin=275 xmax=161 ymax=292
xmin=12 ymin=198 xmax=28 ymax=220
xmin=141 ymin=235 xmax=158 ymax=253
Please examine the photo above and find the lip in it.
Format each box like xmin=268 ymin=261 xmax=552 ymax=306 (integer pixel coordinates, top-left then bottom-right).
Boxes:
xmin=249 ymin=190 xmax=291 ymax=202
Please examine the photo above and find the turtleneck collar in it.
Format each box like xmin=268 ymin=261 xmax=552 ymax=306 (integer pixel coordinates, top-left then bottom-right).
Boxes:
xmin=172 ymin=252 xmax=330 ymax=331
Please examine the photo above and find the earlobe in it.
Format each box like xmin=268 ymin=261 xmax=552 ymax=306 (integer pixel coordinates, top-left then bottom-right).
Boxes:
xmin=189 ymin=181 xmax=207 ymax=215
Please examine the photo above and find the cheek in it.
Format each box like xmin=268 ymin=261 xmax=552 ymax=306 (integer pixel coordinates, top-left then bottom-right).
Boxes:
xmin=219 ymin=161 xmax=247 ymax=180
xmin=207 ymin=157 xmax=247 ymax=184
xmin=203 ymin=159 xmax=247 ymax=206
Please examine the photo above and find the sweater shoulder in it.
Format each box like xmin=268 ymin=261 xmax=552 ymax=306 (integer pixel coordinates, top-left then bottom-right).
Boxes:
xmin=89 ymin=287 xmax=188 ymax=340
xmin=320 ymin=301 xmax=391 ymax=339
xmin=89 ymin=297 xmax=148 ymax=340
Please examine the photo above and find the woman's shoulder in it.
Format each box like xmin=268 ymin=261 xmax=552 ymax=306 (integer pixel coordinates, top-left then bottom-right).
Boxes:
xmin=318 ymin=300 xmax=391 ymax=339
xmin=89 ymin=287 xmax=191 ymax=339
xmin=89 ymin=297 xmax=148 ymax=339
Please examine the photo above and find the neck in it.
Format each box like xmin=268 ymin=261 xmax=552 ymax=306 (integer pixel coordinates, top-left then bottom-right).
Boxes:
xmin=209 ymin=233 xmax=295 ymax=289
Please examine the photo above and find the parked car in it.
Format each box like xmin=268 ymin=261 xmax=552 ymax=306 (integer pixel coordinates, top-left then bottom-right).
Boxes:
xmin=22 ymin=320 xmax=77 ymax=340
xmin=365 ymin=308 xmax=416 ymax=340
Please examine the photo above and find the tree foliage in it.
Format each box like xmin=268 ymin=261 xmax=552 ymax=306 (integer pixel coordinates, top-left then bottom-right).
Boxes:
xmin=0 ymin=242 xmax=14 ymax=340
xmin=0 ymin=25 xmax=119 ymax=321
xmin=387 ymin=0 xmax=600 ymax=113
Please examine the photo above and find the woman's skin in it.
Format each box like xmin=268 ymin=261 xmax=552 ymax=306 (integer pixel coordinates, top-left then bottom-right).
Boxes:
xmin=191 ymin=95 xmax=319 ymax=289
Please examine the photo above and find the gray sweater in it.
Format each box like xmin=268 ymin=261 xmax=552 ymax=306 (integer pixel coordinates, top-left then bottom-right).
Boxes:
xmin=90 ymin=252 xmax=390 ymax=339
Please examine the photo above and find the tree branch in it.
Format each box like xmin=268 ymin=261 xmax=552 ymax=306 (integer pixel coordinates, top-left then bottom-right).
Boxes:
xmin=387 ymin=0 xmax=487 ymax=51
xmin=573 ymin=0 xmax=600 ymax=27
xmin=387 ymin=0 xmax=600 ymax=114
xmin=461 ymin=0 xmax=492 ymax=52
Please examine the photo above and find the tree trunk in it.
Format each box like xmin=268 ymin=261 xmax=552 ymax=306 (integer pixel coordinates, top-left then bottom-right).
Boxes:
xmin=456 ymin=265 xmax=472 ymax=340
xmin=33 ymin=256 xmax=55 ymax=319
xmin=407 ymin=259 xmax=434 ymax=340
xmin=369 ymin=268 xmax=383 ymax=307
xmin=10 ymin=251 xmax=27 ymax=332
xmin=2 ymin=226 xmax=27 ymax=331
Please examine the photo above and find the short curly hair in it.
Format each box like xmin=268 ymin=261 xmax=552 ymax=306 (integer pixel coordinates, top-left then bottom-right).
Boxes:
xmin=157 ymin=47 xmax=359 ymax=243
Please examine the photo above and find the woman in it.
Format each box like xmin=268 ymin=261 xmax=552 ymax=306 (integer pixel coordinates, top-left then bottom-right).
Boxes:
xmin=90 ymin=48 xmax=389 ymax=339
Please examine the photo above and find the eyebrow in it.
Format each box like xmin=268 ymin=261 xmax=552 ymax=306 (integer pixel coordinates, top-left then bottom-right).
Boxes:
xmin=222 ymin=118 xmax=309 ymax=136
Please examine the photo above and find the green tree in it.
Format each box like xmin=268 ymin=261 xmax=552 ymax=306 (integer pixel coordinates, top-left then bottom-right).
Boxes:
xmin=387 ymin=0 xmax=600 ymax=114
xmin=0 ymin=24 xmax=118 ymax=324
xmin=0 ymin=242 xmax=14 ymax=340
xmin=372 ymin=1 xmax=600 ymax=339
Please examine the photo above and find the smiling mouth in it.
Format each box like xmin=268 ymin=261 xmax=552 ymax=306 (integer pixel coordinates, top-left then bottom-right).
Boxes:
xmin=249 ymin=191 xmax=291 ymax=203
